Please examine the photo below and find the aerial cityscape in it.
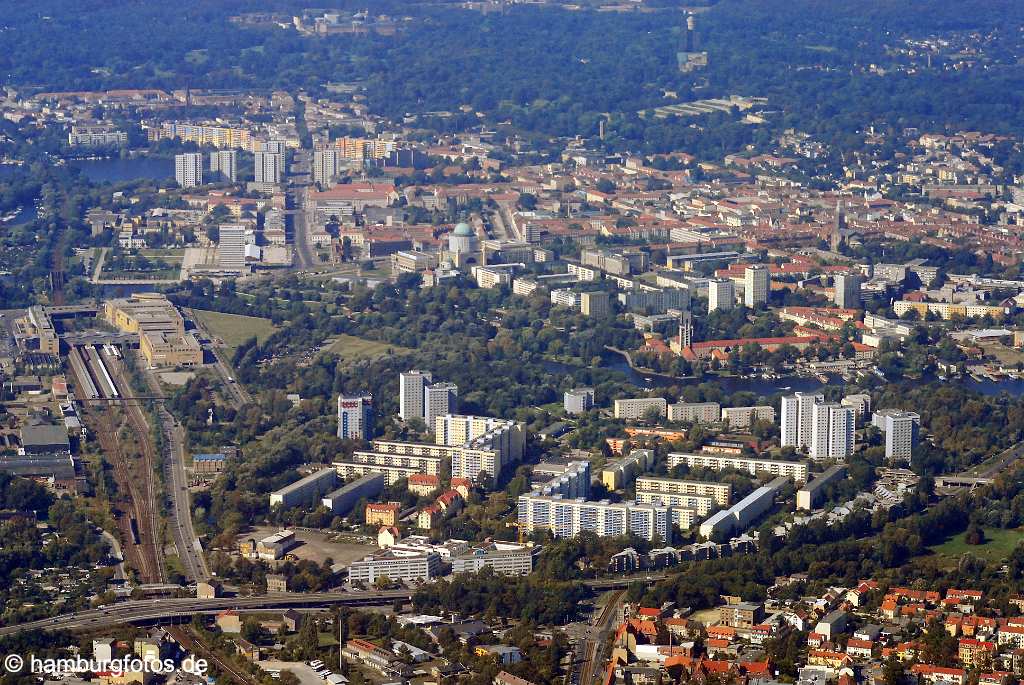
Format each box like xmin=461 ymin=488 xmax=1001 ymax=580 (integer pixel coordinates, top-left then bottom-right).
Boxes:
xmin=3 ymin=2 xmax=1024 ymax=685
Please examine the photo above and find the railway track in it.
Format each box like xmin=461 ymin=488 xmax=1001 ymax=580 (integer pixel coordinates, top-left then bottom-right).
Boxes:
xmin=577 ymin=590 xmax=625 ymax=685
xmin=67 ymin=355 xmax=163 ymax=583
xmin=108 ymin=357 xmax=164 ymax=583
xmin=167 ymin=626 xmax=257 ymax=685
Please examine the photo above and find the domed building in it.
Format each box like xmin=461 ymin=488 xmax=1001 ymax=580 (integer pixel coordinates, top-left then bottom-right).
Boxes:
xmin=445 ymin=221 xmax=480 ymax=267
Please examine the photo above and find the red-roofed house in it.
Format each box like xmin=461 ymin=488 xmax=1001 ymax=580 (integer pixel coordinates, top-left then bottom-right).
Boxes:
xmin=450 ymin=477 xmax=473 ymax=499
xmin=846 ymin=638 xmax=874 ymax=659
xmin=997 ymin=625 xmax=1024 ymax=649
xmin=959 ymin=638 xmax=995 ymax=668
xmin=408 ymin=473 xmax=440 ymax=496
xmin=910 ymin=665 xmax=967 ymax=685
xmin=809 ymin=650 xmax=849 ymax=669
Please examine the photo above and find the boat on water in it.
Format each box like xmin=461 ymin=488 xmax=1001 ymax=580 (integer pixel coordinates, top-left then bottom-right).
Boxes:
xmin=0 ymin=206 xmax=23 ymax=222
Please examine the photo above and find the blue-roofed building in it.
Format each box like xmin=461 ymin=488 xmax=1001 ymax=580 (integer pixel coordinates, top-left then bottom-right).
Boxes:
xmin=193 ymin=453 xmax=226 ymax=474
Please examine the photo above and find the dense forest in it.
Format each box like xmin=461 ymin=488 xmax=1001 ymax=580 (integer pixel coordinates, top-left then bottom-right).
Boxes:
xmin=3 ymin=0 xmax=1024 ymax=153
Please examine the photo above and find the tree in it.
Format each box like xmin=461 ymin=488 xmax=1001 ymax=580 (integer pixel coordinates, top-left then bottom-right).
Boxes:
xmin=964 ymin=522 xmax=986 ymax=546
xmin=242 ymin=617 xmax=265 ymax=643
xmin=293 ymin=616 xmax=320 ymax=661
xmin=882 ymin=655 xmax=903 ymax=685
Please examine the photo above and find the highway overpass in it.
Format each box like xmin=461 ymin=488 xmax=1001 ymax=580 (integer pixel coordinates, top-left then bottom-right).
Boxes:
xmin=0 ymin=590 xmax=413 ymax=636
xmin=0 ymin=575 xmax=667 ymax=637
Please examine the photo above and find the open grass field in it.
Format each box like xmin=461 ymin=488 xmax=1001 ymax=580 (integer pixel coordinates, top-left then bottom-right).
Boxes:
xmin=324 ymin=333 xmax=414 ymax=360
xmin=191 ymin=309 xmax=278 ymax=351
xmin=926 ymin=527 xmax=1024 ymax=565
xmin=977 ymin=340 xmax=1024 ymax=366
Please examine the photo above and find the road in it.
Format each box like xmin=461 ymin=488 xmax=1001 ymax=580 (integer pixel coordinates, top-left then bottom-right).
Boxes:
xmin=184 ymin=308 xmax=251 ymax=409
xmin=493 ymin=201 xmax=521 ymax=241
xmin=157 ymin=400 xmax=211 ymax=583
xmin=288 ymin=149 xmax=316 ymax=269
xmin=0 ymin=591 xmax=413 ymax=636
xmin=0 ymin=574 xmax=663 ymax=637
xmin=968 ymin=440 xmax=1024 ymax=479
xmin=208 ymin=345 xmax=251 ymax=408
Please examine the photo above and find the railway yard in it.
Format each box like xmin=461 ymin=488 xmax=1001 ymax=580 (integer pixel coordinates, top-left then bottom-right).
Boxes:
xmin=66 ymin=341 xmax=165 ymax=583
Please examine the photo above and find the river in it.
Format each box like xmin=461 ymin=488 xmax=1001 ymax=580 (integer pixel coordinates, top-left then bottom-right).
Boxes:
xmin=549 ymin=353 xmax=1024 ymax=399
xmin=69 ymin=156 xmax=174 ymax=183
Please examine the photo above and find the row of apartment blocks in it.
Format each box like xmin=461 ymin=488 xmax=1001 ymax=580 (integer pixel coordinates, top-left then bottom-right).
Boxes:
xmin=698 ymin=476 xmax=788 ymax=539
xmin=351 ymin=533 xmax=540 ymax=584
xmin=893 ymin=300 xmax=1008 ymax=321
xmin=334 ymin=415 xmax=525 ymax=488
xmin=634 ymin=476 xmax=732 ymax=507
xmin=516 ymin=494 xmax=673 ymax=542
xmin=603 ymin=468 xmax=735 ymax=533
xmin=150 ymin=121 xmax=256 ymax=151
xmin=611 ymin=397 xmax=775 ymax=428
xmin=667 ymin=452 xmax=810 ymax=483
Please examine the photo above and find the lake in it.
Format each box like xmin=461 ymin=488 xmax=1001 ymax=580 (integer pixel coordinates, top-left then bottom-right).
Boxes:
xmin=70 ymin=156 xmax=174 ymax=183
xmin=1 ymin=203 xmax=39 ymax=226
xmin=550 ymin=353 xmax=1024 ymax=399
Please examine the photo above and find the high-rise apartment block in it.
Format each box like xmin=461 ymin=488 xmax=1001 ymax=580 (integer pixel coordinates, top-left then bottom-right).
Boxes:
xmin=834 ymin=273 xmax=862 ymax=309
xmin=259 ymin=140 xmax=288 ymax=154
xmin=313 ymin=148 xmax=341 ymax=186
xmin=175 ymin=153 xmax=203 ymax=188
xmin=337 ymin=394 xmax=373 ymax=440
xmin=841 ymin=393 xmax=872 ymax=425
xmin=254 ymin=151 xmax=285 ymax=185
xmin=398 ymin=370 xmax=458 ymax=427
xmin=744 ymin=265 xmax=770 ymax=308
xmin=678 ymin=310 xmax=693 ymax=348
xmin=810 ymin=402 xmax=855 ymax=461
xmin=872 ymin=409 xmax=920 ymax=461
xmin=580 ymin=291 xmax=611 ymax=317
xmin=781 ymin=392 xmax=824 ymax=450
xmin=564 ymin=387 xmax=595 ymax=414
xmin=783 ymin=392 xmax=855 ymax=462
xmin=708 ymin=278 xmax=735 ymax=312
xmin=209 ymin=150 xmax=237 ymax=182
xmin=217 ymin=224 xmax=247 ymax=271
xmin=399 ymin=370 xmax=431 ymax=422
xmin=424 ymin=382 xmax=458 ymax=427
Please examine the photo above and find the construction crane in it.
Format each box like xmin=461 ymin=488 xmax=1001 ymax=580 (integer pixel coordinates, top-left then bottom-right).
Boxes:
xmin=506 ymin=520 xmax=529 ymax=544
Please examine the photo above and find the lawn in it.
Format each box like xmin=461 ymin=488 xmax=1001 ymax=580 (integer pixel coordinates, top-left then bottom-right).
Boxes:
xmin=926 ymin=527 xmax=1024 ymax=565
xmin=324 ymin=333 xmax=413 ymax=361
xmin=191 ymin=309 xmax=278 ymax=352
